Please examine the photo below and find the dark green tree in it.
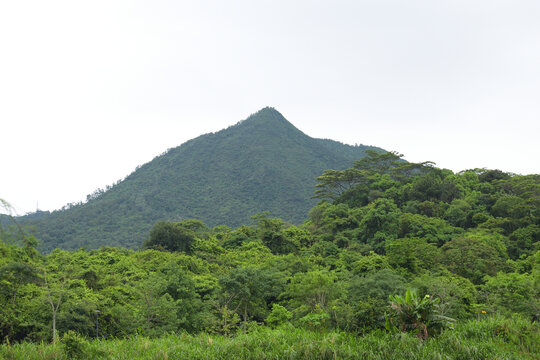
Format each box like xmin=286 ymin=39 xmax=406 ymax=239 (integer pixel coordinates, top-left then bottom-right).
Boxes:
xmin=219 ymin=266 xmax=285 ymax=329
xmin=143 ymin=220 xmax=203 ymax=253
xmin=357 ymin=198 xmax=400 ymax=252
xmin=440 ymin=237 xmax=506 ymax=284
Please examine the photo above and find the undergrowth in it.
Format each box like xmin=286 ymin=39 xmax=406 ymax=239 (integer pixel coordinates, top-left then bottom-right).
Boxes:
xmin=0 ymin=316 xmax=537 ymax=360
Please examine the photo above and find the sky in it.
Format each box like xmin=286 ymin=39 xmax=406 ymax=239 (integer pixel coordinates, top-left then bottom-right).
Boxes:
xmin=1 ymin=0 xmax=539 ymax=215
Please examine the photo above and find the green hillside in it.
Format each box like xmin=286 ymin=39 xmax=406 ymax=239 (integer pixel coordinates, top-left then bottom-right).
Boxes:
xmin=20 ymin=107 xmax=383 ymax=252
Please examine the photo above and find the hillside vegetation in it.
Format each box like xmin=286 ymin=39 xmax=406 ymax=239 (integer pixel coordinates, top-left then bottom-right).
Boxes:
xmin=1 ymin=151 xmax=538 ymax=358
xmin=16 ymin=107 xmax=382 ymax=252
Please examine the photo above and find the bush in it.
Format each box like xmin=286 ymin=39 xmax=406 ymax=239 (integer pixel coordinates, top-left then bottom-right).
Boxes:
xmin=266 ymin=304 xmax=292 ymax=328
xmin=299 ymin=305 xmax=330 ymax=331
xmin=61 ymin=330 xmax=88 ymax=359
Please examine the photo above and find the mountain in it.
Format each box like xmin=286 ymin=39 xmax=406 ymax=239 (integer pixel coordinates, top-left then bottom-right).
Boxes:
xmin=19 ymin=107 xmax=385 ymax=252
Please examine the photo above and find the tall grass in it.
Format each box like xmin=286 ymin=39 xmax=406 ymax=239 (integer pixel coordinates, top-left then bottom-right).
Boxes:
xmin=1 ymin=316 xmax=537 ymax=360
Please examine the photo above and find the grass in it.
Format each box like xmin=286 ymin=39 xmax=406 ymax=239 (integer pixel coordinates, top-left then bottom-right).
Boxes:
xmin=0 ymin=316 xmax=537 ymax=360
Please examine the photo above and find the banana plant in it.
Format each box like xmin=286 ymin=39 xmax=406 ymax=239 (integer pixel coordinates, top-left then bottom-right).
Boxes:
xmin=385 ymin=288 xmax=454 ymax=340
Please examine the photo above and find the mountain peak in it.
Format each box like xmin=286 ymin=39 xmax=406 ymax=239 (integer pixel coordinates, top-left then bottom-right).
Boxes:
xmin=241 ymin=107 xmax=287 ymax=124
xmin=236 ymin=107 xmax=301 ymax=135
xmin=253 ymin=106 xmax=283 ymax=117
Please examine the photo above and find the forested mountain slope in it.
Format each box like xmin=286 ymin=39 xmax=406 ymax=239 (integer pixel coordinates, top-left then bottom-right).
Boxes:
xmin=19 ymin=107 xmax=383 ymax=252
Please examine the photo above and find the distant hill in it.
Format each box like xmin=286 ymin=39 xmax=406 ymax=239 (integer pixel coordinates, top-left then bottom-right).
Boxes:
xmin=18 ymin=107 xmax=385 ymax=251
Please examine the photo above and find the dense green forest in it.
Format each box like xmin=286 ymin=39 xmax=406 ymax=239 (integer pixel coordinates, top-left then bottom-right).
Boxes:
xmin=14 ymin=107 xmax=383 ymax=252
xmin=1 ymin=151 xmax=539 ymax=359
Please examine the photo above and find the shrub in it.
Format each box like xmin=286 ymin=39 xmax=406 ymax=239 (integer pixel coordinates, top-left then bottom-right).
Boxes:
xmin=61 ymin=330 xmax=88 ymax=359
xmin=266 ymin=304 xmax=292 ymax=328
xmin=386 ymin=289 xmax=454 ymax=340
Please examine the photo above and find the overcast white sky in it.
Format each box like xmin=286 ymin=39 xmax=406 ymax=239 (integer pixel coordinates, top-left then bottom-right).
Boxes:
xmin=1 ymin=0 xmax=539 ymax=215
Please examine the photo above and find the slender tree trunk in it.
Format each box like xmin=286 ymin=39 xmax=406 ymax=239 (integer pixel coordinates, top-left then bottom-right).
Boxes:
xmin=243 ymin=303 xmax=248 ymax=332
xmin=44 ymin=269 xmax=64 ymax=344
xmin=11 ymin=284 xmax=19 ymax=306
xmin=223 ymin=306 xmax=227 ymax=332
xmin=48 ymin=298 xmax=61 ymax=343
xmin=52 ymin=307 xmax=57 ymax=343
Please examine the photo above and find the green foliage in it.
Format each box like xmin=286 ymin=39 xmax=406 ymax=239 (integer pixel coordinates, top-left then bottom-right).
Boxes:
xmin=386 ymin=289 xmax=454 ymax=340
xmin=480 ymin=272 xmax=539 ymax=317
xmin=2 ymin=319 xmax=538 ymax=360
xmin=298 ymin=305 xmax=330 ymax=331
xmin=219 ymin=265 xmax=285 ymax=327
xmin=440 ymin=237 xmax=506 ymax=284
xmin=314 ymin=150 xmax=433 ymax=204
xmin=143 ymin=220 xmax=199 ymax=253
xmin=350 ymin=251 xmax=390 ymax=274
xmin=348 ymin=269 xmax=407 ymax=330
xmin=444 ymin=199 xmax=473 ymax=228
xmin=61 ymin=330 xmax=89 ymax=359
xmin=357 ymin=198 xmax=400 ymax=252
xmin=283 ymin=269 xmax=344 ymax=319
xmin=57 ymin=301 xmax=97 ymax=338
xmin=213 ymin=305 xmax=241 ymax=335
xmin=509 ymin=225 xmax=540 ymax=258
xmin=398 ymin=213 xmax=459 ymax=246
xmin=386 ymin=237 xmax=440 ymax=274
xmin=410 ymin=272 xmax=477 ymax=319
xmin=252 ymin=213 xmax=298 ymax=255
xmin=265 ymin=304 xmax=292 ymax=328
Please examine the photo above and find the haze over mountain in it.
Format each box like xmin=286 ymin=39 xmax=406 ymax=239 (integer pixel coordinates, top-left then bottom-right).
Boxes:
xmin=15 ymin=108 xmax=384 ymax=252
